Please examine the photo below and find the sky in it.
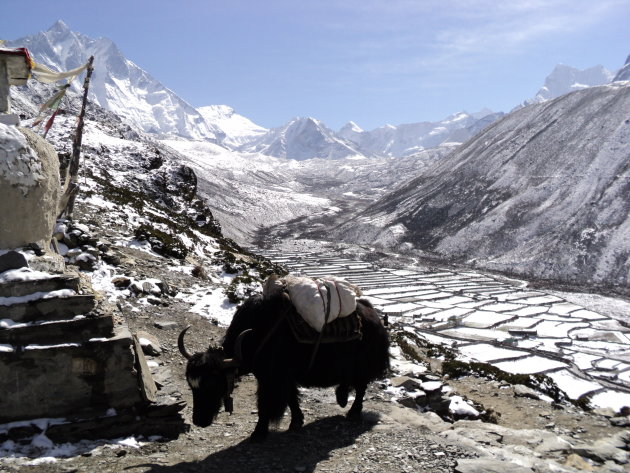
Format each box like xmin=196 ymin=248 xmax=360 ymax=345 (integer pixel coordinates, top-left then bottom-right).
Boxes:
xmin=1 ymin=0 xmax=629 ymax=130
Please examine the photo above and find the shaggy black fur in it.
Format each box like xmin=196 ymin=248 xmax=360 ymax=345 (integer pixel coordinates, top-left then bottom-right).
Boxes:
xmin=184 ymin=293 xmax=390 ymax=441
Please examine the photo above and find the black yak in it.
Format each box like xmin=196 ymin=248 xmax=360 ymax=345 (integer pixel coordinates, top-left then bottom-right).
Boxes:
xmin=178 ymin=292 xmax=389 ymax=441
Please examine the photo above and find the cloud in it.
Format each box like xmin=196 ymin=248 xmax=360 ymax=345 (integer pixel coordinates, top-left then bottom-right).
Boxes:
xmin=307 ymin=0 xmax=627 ymax=82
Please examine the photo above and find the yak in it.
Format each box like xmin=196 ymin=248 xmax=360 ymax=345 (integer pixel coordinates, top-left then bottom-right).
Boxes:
xmin=178 ymin=291 xmax=389 ymax=441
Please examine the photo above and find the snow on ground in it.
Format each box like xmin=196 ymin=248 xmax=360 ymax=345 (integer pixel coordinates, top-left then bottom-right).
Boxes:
xmin=546 ymin=370 xmax=603 ymax=399
xmin=0 ymin=267 xmax=55 ymax=283
xmin=457 ymin=343 xmax=527 ymax=363
xmin=493 ymin=356 xmax=568 ymax=374
xmin=590 ymin=390 xmax=630 ymax=411
xmin=175 ymin=285 xmax=237 ymax=326
xmin=0 ymin=430 xmax=147 ymax=464
xmin=0 ymin=289 xmax=77 ymax=306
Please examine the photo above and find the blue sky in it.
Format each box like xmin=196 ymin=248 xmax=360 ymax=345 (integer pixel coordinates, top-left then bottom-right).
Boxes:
xmin=2 ymin=0 xmax=629 ymax=130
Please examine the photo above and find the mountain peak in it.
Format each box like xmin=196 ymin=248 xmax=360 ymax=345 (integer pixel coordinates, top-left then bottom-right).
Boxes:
xmin=13 ymin=23 xmax=220 ymax=141
xmin=525 ymin=63 xmax=614 ymax=105
xmin=48 ymin=20 xmax=71 ymax=34
xmin=340 ymin=121 xmax=363 ymax=134
xmin=612 ymin=52 xmax=630 ymax=82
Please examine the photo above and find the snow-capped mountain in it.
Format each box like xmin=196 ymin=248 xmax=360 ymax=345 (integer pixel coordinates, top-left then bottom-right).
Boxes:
xmin=8 ymin=21 xmax=223 ymax=142
xmin=523 ymin=64 xmax=615 ymax=106
xmin=197 ymin=105 xmax=267 ymax=148
xmin=337 ymin=111 xmax=503 ymax=158
xmin=332 ymin=82 xmax=630 ymax=292
xmin=241 ymin=117 xmax=367 ymax=160
xmin=613 ymin=54 xmax=630 ymax=82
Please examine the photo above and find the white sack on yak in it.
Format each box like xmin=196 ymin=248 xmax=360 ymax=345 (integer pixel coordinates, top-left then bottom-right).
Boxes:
xmin=262 ymin=274 xmax=362 ymax=332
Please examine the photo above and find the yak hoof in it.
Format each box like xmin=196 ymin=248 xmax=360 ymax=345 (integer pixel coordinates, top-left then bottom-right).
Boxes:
xmin=249 ymin=430 xmax=268 ymax=443
xmin=289 ymin=418 xmax=304 ymax=431
xmin=336 ymin=385 xmax=349 ymax=408
xmin=346 ymin=410 xmax=362 ymax=422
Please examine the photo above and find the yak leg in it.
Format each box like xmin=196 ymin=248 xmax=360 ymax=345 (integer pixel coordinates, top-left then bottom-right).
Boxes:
xmin=336 ymin=384 xmax=349 ymax=408
xmin=346 ymin=383 xmax=366 ymax=421
xmin=251 ymin=380 xmax=273 ymax=442
xmin=251 ymin=411 xmax=270 ymax=442
xmin=288 ymin=384 xmax=304 ymax=431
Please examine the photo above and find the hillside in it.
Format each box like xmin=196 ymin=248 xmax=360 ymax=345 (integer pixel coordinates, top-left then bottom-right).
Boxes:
xmin=331 ymin=83 xmax=630 ymax=293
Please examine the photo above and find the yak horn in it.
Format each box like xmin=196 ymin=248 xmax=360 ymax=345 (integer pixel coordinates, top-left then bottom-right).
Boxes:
xmin=234 ymin=328 xmax=252 ymax=364
xmin=178 ymin=325 xmax=193 ymax=360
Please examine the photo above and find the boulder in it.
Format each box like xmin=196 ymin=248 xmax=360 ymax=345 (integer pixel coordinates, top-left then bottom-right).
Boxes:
xmin=0 ymin=125 xmax=60 ymax=250
xmin=390 ymin=376 xmax=422 ymax=391
xmin=137 ymin=330 xmax=162 ymax=356
xmin=514 ymin=384 xmax=540 ymax=399
xmin=0 ymin=250 xmax=28 ymax=272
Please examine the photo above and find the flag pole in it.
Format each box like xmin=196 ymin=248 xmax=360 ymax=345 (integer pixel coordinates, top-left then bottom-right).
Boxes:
xmin=59 ymin=55 xmax=94 ymax=220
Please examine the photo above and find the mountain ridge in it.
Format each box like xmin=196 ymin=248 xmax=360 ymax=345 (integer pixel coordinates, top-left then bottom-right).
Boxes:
xmin=331 ymin=82 xmax=630 ymax=292
xmin=8 ymin=20 xmax=223 ymax=142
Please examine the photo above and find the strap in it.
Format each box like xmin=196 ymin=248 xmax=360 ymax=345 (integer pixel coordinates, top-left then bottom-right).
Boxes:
xmin=224 ymin=370 xmax=236 ymax=413
xmin=306 ymin=281 xmax=333 ymax=372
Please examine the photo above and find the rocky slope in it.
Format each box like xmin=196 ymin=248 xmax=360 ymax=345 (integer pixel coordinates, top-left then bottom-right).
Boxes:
xmin=330 ymin=83 xmax=630 ymax=294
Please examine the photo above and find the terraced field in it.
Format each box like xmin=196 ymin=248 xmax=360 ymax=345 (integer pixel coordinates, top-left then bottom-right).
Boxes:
xmin=259 ymin=249 xmax=630 ymax=411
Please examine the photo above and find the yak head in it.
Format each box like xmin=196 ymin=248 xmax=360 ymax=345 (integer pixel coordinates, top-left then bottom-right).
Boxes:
xmin=178 ymin=326 xmax=247 ymax=427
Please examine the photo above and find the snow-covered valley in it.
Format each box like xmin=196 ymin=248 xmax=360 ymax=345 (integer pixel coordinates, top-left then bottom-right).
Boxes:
xmin=3 ymin=18 xmax=630 ymax=469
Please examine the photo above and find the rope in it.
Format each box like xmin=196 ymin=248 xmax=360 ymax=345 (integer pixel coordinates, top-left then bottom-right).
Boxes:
xmin=307 ymin=281 xmax=333 ymax=372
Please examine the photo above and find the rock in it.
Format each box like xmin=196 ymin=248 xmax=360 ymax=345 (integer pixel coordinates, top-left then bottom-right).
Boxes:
xmin=429 ymin=396 xmax=452 ymax=415
xmin=601 ymin=460 xmax=625 ymax=472
xmin=414 ymin=391 xmax=428 ymax=407
xmin=573 ymin=440 xmax=629 ymax=465
xmin=156 ymin=280 xmax=175 ymax=296
xmin=82 ymin=245 xmax=100 ymax=257
xmin=0 ymin=250 xmax=28 ymax=273
xmin=137 ymin=331 xmax=162 ymax=356
xmin=455 ymin=458 xmax=534 ymax=473
xmin=53 ymin=222 xmax=68 ymax=241
xmin=102 ymin=252 xmax=122 ymax=266
xmin=421 ymin=381 xmax=443 ymax=395
xmin=533 ymin=434 xmax=573 ymax=454
xmin=112 ymin=276 xmax=132 ymax=288
xmin=154 ymin=321 xmax=178 ymax=330
xmin=422 ymin=374 xmax=442 ymax=382
xmin=564 ymin=453 xmax=595 ymax=471
xmin=74 ymin=252 xmax=98 ymax=270
xmin=71 ymin=223 xmax=90 ymax=235
xmin=142 ymin=280 xmax=162 ymax=296
xmin=391 ymin=376 xmax=422 ymax=391
xmin=514 ymin=384 xmax=540 ymax=399
xmin=609 ymin=416 xmax=630 ymax=427
xmin=130 ymin=281 xmax=145 ymax=294
xmin=147 ymin=296 xmax=163 ymax=306
xmin=398 ymin=396 xmax=419 ymax=409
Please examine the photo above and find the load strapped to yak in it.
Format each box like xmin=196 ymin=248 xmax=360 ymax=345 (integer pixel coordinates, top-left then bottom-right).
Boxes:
xmin=262 ymin=274 xmax=364 ymax=344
